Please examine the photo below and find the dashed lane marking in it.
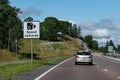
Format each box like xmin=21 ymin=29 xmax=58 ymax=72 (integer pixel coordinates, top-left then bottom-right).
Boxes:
xmin=117 ymin=77 xmax=120 ymax=79
xmin=93 ymin=63 xmax=95 ymax=65
xmin=104 ymin=69 xmax=108 ymax=72
xmin=96 ymin=65 xmax=100 ymax=68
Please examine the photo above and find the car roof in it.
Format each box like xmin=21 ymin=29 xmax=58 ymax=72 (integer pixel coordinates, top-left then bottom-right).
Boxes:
xmin=77 ymin=50 xmax=91 ymax=53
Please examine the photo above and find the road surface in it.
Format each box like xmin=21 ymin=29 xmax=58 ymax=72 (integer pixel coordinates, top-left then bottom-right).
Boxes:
xmin=14 ymin=54 xmax=120 ymax=80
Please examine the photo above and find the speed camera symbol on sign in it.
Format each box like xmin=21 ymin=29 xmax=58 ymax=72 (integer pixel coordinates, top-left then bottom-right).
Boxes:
xmin=27 ymin=23 xmax=36 ymax=30
xmin=23 ymin=21 xmax=40 ymax=38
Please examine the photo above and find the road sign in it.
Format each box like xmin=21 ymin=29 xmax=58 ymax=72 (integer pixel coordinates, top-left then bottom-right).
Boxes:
xmin=23 ymin=21 xmax=40 ymax=38
xmin=108 ymin=46 xmax=113 ymax=52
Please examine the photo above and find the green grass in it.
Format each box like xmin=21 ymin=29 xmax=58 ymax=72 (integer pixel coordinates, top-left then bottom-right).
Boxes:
xmin=19 ymin=39 xmax=41 ymax=54
xmin=52 ymin=43 xmax=67 ymax=50
xmin=0 ymin=55 xmax=72 ymax=80
xmin=0 ymin=36 xmax=82 ymax=80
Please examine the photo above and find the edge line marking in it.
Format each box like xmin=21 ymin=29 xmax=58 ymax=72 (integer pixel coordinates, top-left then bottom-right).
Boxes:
xmin=34 ymin=57 xmax=73 ymax=80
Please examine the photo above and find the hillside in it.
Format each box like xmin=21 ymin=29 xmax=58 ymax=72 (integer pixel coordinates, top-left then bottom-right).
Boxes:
xmin=0 ymin=36 xmax=85 ymax=62
xmin=0 ymin=50 xmax=16 ymax=63
xmin=0 ymin=36 xmax=85 ymax=80
xmin=19 ymin=35 xmax=84 ymax=59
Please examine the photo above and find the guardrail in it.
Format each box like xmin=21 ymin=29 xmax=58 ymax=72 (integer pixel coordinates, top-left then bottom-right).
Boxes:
xmin=103 ymin=53 xmax=120 ymax=58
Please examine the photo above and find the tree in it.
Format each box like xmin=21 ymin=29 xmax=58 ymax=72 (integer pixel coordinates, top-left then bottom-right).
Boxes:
xmin=70 ymin=24 xmax=78 ymax=38
xmin=68 ymin=24 xmax=81 ymax=38
xmin=104 ymin=41 xmax=109 ymax=52
xmin=84 ymin=35 xmax=93 ymax=49
xmin=92 ymin=40 xmax=98 ymax=50
xmin=77 ymin=26 xmax=81 ymax=38
xmin=117 ymin=45 xmax=120 ymax=53
xmin=109 ymin=40 xmax=115 ymax=47
xmin=99 ymin=40 xmax=116 ymax=53
xmin=24 ymin=17 xmax=33 ymax=21
xmin=0 ymin=0 xmax=9 ymax=4
xmin=41 ymin=17 xmax=60 ymax=41
xmin=83 ymin=35 xmax=98 ymax=49
xmin=0 ymin=0 xmax=22 ymax=51
xmin=59 ymin=20 xmax=71 ymax=34
xmin=40 ymin=16 xmax=82 ymax=41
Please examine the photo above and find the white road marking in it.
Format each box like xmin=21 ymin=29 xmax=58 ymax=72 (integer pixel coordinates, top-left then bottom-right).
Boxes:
xmin=104 ymin=69 xmax=108 ymax=72
xmin=102 ymin=55 xmax=120 ymax=64
xmin=96 ymin=65 xmax=100 ymax=68
xmin=34 ymin=57 xmax=73 ymax=80
xmin=93 ymin=63 xmax=95 ymax=65
xmin=117 ymin=77 xmax=120 ymax=79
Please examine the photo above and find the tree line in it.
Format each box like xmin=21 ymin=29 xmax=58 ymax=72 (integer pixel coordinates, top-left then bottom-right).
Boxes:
xmin=3 ymin=0 xmax=118 ymax=53
xmin=99 ymin=40 xmax=120 ymax=53
xmin=41 ymin=17 xmax=81 ymax=41
xmin=0 ymin=0 xmax=22 ymax=51
xmin=24 ymin=17 xmax=81 ymax=41
xmin=1 ymin=0 xmax=120 ymax=54
xmin=0 ymin=0 xmax=82 ymax=52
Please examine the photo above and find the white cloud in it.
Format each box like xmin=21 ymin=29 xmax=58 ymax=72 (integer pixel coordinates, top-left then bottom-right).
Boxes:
xmin=95 ymin=38 xmax=108 ymax=44
xmin=79 ymin=20 xmax=96 ymax=30
xmin=69 ymin=20 xmax=78 ymax=25
xmin=59 ymin=19 xmax=78 ymax=25
xmin=80 ymin=20 xmax=95 ymax=27
xmin=116 ymin=36 xmax=120 ymax=42
xmin=19 ymin=7 xmax=42 ymax=18
xmin=115 ymin=23 xmax=120 ymax=30
xmin=79 ymin=18 xmax=120 ymax=46
xmin=92 ymin=29 xmax=111 ymax=38
xmin=94 ymin=38 xmax=109 ymax=47
xmin=81 ymin=30 xmax=91 ymax=36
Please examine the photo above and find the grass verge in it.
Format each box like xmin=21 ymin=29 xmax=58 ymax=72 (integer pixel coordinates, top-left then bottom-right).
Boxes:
xmin=0 ymin=54 xmax=72 ymax=80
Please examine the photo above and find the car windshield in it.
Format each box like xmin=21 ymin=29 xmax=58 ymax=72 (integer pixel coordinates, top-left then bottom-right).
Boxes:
xmin=77 ymin=52 xmax=91 ymax=55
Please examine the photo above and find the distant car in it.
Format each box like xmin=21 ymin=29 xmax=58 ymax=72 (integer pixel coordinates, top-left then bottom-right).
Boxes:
xmin=75 ymin=50 xmax=93 ymax=65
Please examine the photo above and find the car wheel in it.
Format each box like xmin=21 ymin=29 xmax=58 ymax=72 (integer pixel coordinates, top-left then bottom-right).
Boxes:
xmin=89 ymin=62 xmax=93 ymax=65
xmin=75 ymin=62 xmax=78 ymax=65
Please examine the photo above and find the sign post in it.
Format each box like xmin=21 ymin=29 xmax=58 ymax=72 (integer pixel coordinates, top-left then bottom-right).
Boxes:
xmin=31 ymin=39 xmax=33 ymax=63
xmin=108 ymin=46 xmax=113 ymax=55
xmin=23 ymin=21 xmax=40 ymax=63
xmin=15 ymin=39 xmax=18 ymax=58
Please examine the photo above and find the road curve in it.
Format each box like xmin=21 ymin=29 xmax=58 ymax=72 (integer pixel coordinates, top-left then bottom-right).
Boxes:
xmin=36 ymin=54 xmax=120 ymax=80
xmin=14 ymin=54 xmax=120 ymax=80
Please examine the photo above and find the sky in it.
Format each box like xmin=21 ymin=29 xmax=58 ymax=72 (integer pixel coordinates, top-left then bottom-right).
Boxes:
xmin=9 ymin=0 xmax=120 ymax=47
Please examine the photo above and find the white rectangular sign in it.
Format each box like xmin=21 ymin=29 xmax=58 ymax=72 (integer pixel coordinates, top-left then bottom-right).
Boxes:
xmin=23 ymin=21 xmax=40 ymax=38
xmin=108 ymin=46 xmax=113 ymax=52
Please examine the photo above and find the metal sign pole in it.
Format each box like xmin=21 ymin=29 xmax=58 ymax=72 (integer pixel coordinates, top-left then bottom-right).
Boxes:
xmin=15 ymin=39 xmax=18 ymax=59
xmin=16 ymin=41 xmax=18 ymax=58
xmin=31 ymin=39 xmax=33 ymax=63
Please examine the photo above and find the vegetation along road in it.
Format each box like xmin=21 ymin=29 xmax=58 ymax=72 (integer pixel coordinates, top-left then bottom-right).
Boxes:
xmin=1 ymin=1 xmax=120 ymax=80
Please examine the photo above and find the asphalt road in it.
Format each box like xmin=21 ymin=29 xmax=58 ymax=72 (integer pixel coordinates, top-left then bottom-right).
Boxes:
xmin=14 ymin=54 xmax=120 ymax=80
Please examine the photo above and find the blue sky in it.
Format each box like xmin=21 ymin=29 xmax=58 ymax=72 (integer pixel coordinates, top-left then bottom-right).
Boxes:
xmin=9 ymin=0 xmax=120 ymax=47
xmin=10 ymin=0 xmax=120 ymax=22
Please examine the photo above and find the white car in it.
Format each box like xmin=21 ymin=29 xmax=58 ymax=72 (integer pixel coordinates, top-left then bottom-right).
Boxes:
xmin=75 ymin=50 xmax=93 ymax=65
